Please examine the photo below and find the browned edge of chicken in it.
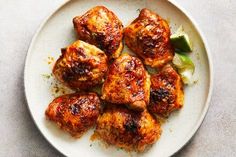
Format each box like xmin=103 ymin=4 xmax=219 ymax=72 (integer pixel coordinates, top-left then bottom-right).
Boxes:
xmin=45 ymin=92 xmax=101 ymax=137
xmin=53 ymin=40 xmax=108 ymax=90
xmin=101 ymin=53 xmax=150 ymax=111
xmin=73 ymin=6 xmax=124 ymax=59
xmin=148 ymin=64 xmax=184 ymax=117
xmin=124 ymin=8 xmax=174 ymax=68
xmin=94 ymin=105 xmax=162 ymax=152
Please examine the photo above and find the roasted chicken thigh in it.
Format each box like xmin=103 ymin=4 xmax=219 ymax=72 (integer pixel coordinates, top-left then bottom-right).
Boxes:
xmin=124 ymin=8 xmax=173 ymax=67
xmin=101 ymin=54 xmax=150 ymax=111
xmin=95 ymin=105 xmax=161 ymax=152
xmin=53 ymin=40 xmax=108 ymax=90
xmin=148 ymin=65 xmax=184 ymax=116
xmin=73 ymin=6 xmax=123 ymax=59
xmin=45 ymin=92 xmax=101 ymax=137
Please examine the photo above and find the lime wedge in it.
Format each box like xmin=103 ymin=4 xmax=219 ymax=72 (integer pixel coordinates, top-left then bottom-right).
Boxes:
xmin=173 ymin=53 xmax=195 ymax=84
xmin=171 ymin=26 xmax=192 ymax=52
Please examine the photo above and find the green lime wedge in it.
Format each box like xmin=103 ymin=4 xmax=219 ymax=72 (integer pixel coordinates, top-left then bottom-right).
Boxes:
xmin=173 ymin=53 xmax=195 ymax=84
xmin=171 ymin=26 xmax=193 ymax=52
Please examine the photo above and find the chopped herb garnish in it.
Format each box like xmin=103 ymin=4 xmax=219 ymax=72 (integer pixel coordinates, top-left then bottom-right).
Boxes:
xmin=42 ymin=74 xmax=51 ymax=79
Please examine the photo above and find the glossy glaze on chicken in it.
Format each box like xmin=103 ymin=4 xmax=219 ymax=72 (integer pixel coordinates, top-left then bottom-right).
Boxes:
xmin=124 ymin=8 xmax=173 ymax=67
xmin=53 ymin=40 xmax=108 ymax=90
xmin=148 ymin=65 xmax=184 ymax=116
xmin=101 ymin=54 xmax=150 ymax=111
xmin=95 ymin=105 xmax=161 ymax=152
xmin=43 ymin=6 xmax=189 ymax=153
xmin=45 ymin=92 xmax=101 ymax=137
xmin=73 ymin=6 xmax=123 ymax=59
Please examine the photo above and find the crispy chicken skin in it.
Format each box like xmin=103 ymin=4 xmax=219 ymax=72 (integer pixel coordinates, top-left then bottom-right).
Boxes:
xmin=101 ymin=54 xmax=150 ymax=111
xmin=124 ymin=8 xmax=174 ymax=67
xmin=148 ymin=65 xmax=184 ymax=116
xmin=53 ymin=40 xmax=108 ymax=90
xmin=73 ymin=6 xmax=123 ymax=59
xmin=45 ymin=92 xmax=101 ymax=137
xmin=95 ymin=105 xmax=161 ymax=152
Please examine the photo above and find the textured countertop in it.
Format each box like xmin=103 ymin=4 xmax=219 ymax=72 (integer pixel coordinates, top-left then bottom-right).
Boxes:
xmin=0 ymin=0 xmax=235 ymax=156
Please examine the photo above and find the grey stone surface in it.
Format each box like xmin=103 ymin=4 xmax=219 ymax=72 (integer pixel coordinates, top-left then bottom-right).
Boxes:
xmin=0 ymin=0 xmax=235 ymax=156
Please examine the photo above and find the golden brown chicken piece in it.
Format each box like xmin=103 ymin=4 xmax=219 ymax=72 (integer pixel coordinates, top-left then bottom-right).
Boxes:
xmin=95 ymin=105 xmax=161 ymax=152
xmin=124 ymin=8 xmax=174 ymax=67
xmin=53 ymin=40 xmax=108 ymax=90
xmin=73 ymin=6 xmax=123 ymax=59
xmin=45 ymin=92 xmax=101 ymax=137
xmin=148 ymin=65 xmax=184 ymax=116
xmin=101 ymin=54 xmax=150 ymax=111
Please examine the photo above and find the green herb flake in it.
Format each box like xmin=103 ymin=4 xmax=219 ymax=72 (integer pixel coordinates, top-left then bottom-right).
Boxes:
xmin=42 ymin=74 xmax=51 ymax=79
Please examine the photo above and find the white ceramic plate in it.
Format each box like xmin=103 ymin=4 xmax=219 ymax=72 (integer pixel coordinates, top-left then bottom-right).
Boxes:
xmin=24 ymin=0 xmax=213 ymax=156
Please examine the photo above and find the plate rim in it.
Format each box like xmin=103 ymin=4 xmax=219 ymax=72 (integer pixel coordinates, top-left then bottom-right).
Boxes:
xmin=23 ymin=0 xmax=214 ymax=156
